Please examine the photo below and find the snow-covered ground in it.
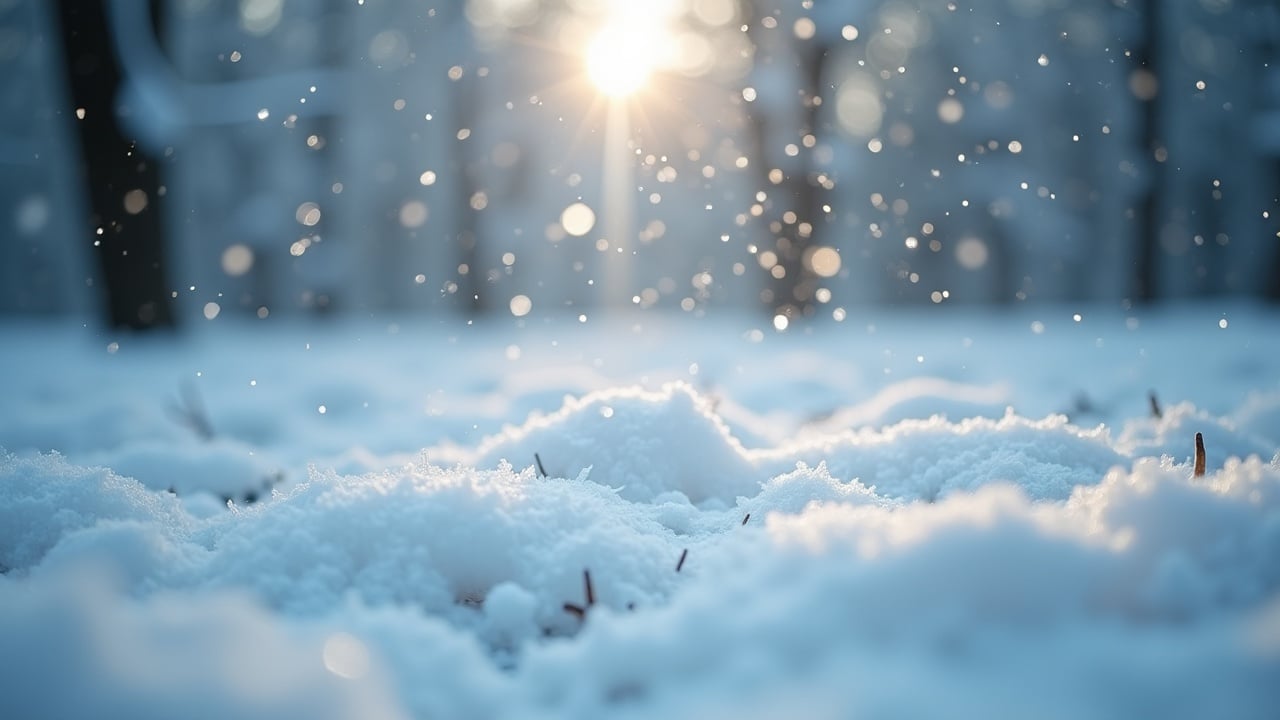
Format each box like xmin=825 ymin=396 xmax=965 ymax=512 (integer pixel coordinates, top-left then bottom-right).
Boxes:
xmin=2 ymin=302 xmax=1279 ymax=718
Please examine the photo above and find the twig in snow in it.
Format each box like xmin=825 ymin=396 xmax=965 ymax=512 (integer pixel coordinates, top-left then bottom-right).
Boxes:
xmin=173 ymin=470 xmax=281 ymax=507
xmin=742 ymin=513 xmax=751 ymax=526
xmin=676 ymin=548 xmax=688 ymax=573
xmin=167 ymin=380 xmax=215 ymax=441
xmin=1194 ymin=432 xmax=1206 ymax=477
xmin=534 ymin=452 xmax=548 ymax=478
xmin=563 ymin=568 xmax=596 ymax=620
xmin=1149 ymin=391 xmax=1163 ymax=419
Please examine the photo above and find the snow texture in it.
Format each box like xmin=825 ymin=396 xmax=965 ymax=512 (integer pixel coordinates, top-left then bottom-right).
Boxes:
xmin=1 ymin=306 xmax=1278 ymax=718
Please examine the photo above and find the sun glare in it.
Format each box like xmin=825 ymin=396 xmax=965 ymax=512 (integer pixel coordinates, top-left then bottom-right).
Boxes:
xmin=586 ymin=25 xmax=657 ymax=98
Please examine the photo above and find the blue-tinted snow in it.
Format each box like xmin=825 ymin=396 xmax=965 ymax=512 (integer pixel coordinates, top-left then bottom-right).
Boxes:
xmin=0 ymin=304 xmax=1277 ymax=718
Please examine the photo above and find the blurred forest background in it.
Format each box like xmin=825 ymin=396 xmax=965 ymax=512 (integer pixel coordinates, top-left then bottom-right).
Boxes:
xmin=2 ymin=0 xmax=1278 ymax=328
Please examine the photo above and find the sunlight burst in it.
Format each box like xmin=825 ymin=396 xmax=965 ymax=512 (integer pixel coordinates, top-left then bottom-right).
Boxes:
xmin=586 ymin=25 xmax=658 ymax=98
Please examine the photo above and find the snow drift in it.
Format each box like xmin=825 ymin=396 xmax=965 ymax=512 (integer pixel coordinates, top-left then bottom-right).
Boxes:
xmin=2 ymin=371 xmax=1278 ymax=719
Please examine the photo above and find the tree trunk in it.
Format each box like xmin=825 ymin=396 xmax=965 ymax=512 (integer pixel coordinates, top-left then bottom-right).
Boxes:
xmin=55 ymin=0 xmax=173 ymax=329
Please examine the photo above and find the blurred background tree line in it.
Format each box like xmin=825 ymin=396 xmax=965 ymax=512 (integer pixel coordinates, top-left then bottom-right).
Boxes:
xmin=1 ymin=0 xmax=1278 ymax=328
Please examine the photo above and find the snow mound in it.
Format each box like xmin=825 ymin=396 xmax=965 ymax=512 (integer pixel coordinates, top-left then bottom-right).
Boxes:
xmin=454 ymin=383 xmax=761 ymax=504
xmin=201 ymin=463 xmax=687 ymax=633
xmin=0 ymin=452 xmax=190 ymax=575
xmin=445 ymin=383 xmax=1125 ymax=504
xmin=762 ymin=410 xmax=1124 ymax=501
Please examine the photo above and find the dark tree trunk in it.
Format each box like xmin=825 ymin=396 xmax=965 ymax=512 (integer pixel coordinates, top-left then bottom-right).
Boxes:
xmin=55 ymin=0 xmax=174 ymax=329
xmin=787 ymin=41 xmax=830 ymax=317
xmin=1133 ymin=0 xmax=1162 ymax=303
xmin=745 ymin=26 xmax=831 ymax=320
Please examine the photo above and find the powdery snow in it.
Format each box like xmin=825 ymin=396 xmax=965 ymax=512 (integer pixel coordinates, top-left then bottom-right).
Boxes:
xmin=0 ymin=305 xmax=1278 ymax=718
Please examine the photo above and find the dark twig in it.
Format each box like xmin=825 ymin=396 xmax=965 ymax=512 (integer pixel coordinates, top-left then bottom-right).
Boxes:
xmin=563 ymin=568 xmax=596 ymax=621
xmin=1149 ymin=391 xmax=1163 ymax=419
xmin=1194 ymin=432 xmax=1206 ymax=477
xmin=742 ymin=513 xmax=751 ymax=526
xmin=534 ymin=453 xmax=548 ymax=478
xmin=167 ymin=380 xmax=215 ymax=441
xmin=676 ymin=548 xmax=688 ymax=573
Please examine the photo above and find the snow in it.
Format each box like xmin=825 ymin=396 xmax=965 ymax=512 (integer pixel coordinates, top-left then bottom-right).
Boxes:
xmin=1 ymin=304 xmax=1278 ymax=718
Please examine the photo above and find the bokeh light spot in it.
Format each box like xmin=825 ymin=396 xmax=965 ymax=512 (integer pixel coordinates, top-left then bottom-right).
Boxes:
xmin=399 ymin=200 xmax=429 ymax=228
xmin=509 ymin=294 xmax=533 ymax=317
xmin=938 ymin=97 xmax=965 ymax=124
xmin=296 ymin=202 xmax=321 ymax=226
xmin=560 ymin=202 xmax=596 ymax=237
xmin=221 ymin=244 xmax=254 ymax=276
xmin=956 ymin=237 xmax=989 ymax=270
xmin=322 ymin=632 xmax=370 ymax=680
xmin=807 ymin=246 xmax=842 ymax=278
xmin=123 ymin=189 xmax=149 ymax=215
xmin=836 ymin=75 xmax=884 ymax=137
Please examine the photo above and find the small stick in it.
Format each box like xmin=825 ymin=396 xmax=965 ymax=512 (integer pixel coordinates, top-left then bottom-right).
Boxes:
xmin=675 ymin=548 xmax=688 ymax=573
xmin=741 ymin=513 xmax=751 ymax=526
xmin=563 ymin=568 xmax=596 ymax=620
xmin=1194 ymin=432 xmax=1206 ymax=477
xmin=534 ymin=453 xmax=547 ymax=478
xmin=1149 ymin=391 xmax=1162 ymax=419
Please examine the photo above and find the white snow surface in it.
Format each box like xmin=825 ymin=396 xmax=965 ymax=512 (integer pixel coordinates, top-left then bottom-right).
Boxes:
xmin=1 ymin=304 xmax=1278 ymax=718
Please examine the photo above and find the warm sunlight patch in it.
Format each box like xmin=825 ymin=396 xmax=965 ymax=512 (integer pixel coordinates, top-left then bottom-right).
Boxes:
xmin=586 ymin=24 xmax=657 ymax=98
